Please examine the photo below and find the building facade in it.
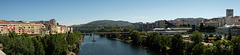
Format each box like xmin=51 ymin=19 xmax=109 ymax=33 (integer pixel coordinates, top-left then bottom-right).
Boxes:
xmin=0 ymin=19 xmax=73 ymax=35
xmin=230 ymin=26 xmax=240 ymax=36
xmin=0 ymin=20 xmax=44 ymax=35
xmin=204 ymin=21 xmax=219 ymax=27
xmin=226 ymin=9 xmax=233 ymax=17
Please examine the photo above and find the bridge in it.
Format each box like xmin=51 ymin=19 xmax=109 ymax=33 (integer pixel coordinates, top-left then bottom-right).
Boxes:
xmin=79 ymin=32 xmax=147 ymax=37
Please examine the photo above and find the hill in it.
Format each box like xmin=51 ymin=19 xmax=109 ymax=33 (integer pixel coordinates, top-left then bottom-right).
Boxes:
xmin=73 ymin=20 xmax=132 ymax=29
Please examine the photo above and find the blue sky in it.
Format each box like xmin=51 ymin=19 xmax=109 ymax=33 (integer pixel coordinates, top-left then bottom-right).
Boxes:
xmin=0 ymin=0 xmax=240 ymax=25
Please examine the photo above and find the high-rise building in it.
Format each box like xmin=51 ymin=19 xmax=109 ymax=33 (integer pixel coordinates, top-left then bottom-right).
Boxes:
xmin=226 ymin=9 xmax=233 ymax=17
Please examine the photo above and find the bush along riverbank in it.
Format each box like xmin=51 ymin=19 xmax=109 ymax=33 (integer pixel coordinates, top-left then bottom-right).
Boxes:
xmin=100 ymin=30 xmax=240 ymax=55
xmin=0 ymin=31 xmax=83 ymax=55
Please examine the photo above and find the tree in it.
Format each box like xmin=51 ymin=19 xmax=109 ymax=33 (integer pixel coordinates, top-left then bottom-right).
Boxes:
xmin=130 ymin=30 xmax=141 ymax=44
xmin=32 ymin=38 xmax=45 ymax=55
xmin=215 ymin=35 xmax=222 ymax=41
xmin=204 ymin=34 xmax=209 ymax=43
xmin=146 ymin=32 xmax=169 ymax=54
xmin=192 ymin=43 xmax=204 ymax=55
xmin=170 ymin=33 xmax=184 ymax=55
xmin=190 ymin=31 xmax=203 ymax=44
xmin=224 ymin=33 xmax=227 ymax=40
xmin=203 ymin=45 xmax=216 ymax=55
xmin=184 ymin=42 xmax=194 ymax=55
xmin=113 ymin=33 xmax=121 ymax=38
xmin=231 ymin=36 xmax=240 ymax=55
xmin=209 ymin=33 xmax=213 ymax=37
xmin=8 ymin=31 xmax=18 ymax=38
xmin=227 ymin=29 xmax=232 ymax=40
xmin=212 ymin=40 xmax=232 ymax=55
xmin=0 ymin=32 xmax=35 ymax=55
xmin=22 ymin=33 xmax=30 ymax=37
xmin=200 ymin=23 xmax=204 ymax=30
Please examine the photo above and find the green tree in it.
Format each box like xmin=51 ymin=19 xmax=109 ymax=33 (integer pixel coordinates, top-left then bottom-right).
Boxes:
xmin=130 ymin=30 xmax=141 ymax=44
xmin=22 ymin=33 xmax=30 ymax=37
xmin=190 ymin=31 xmax=203 ymax=44
xmin=209 ymin=33 xmax=213 ymax=37
xmin=8 ymin=31 xmax=18 ymax=38
xmin=170 ymin=33 xmax=184 ymax=55
xmin=146 ymin=32 xmax=168 ymax=54
xmin=192 ymin=43 xmax=204 ymax=55
xmin=231 ymin=36 xmax=240 ymax=55
xmin=215 ymin=35 xmax=222 ymax=41
xmin=224 ymin=33 xmax=227 ymax=40
xmin=32 ymin=38 xmax=45 ymax=55
xmin=205 ymin=34 xmax=209 ymax=43
xmin=203 ymin=45 xmax=217 ymax=55
xmin=227 ymin=29 xmax=232 ymax=40
xmin=212 ymin=40 xmax=232 ymax=55
xmin=184 ymin=42 xmax=194 ymax=55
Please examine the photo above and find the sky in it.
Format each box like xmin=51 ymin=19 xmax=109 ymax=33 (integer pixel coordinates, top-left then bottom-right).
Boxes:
xmin=1 ymin=0 xmax=240 ymax=26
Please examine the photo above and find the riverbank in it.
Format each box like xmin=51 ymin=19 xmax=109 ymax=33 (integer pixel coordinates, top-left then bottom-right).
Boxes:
xmin=102 ymin=35 xmax=163 ymax=55
xmin=71 ymin=36 xmax=83 ymax=55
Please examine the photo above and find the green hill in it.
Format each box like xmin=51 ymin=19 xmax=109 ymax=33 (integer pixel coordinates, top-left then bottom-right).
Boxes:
xmin=73 ymin=20 xmax=132 ymax=29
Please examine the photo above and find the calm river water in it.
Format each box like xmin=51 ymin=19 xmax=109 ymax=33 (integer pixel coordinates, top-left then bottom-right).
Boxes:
xmin=78 ymin=35 xmax=159 ymax=55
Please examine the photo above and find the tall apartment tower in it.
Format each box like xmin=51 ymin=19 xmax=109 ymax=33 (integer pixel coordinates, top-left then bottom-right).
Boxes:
xmin=226 ymin=9 xmax=233 ymax=17
xmin=226 ymin=9 xmax=234 ymax=25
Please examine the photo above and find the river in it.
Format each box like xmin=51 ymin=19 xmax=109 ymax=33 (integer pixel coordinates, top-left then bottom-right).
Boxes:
xmin=78 ymin=35 xmax=159 ymax=55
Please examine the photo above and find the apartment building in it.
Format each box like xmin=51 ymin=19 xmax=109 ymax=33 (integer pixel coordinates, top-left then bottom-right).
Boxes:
xmin=0 ymin=20 xmax=44 ymax=35
xmin=0 ymin=19 xmax=73 ymax=35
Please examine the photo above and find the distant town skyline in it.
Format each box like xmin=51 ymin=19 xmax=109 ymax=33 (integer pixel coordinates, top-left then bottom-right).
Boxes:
xmin=1 ymin=0 xmax=240 ymax=26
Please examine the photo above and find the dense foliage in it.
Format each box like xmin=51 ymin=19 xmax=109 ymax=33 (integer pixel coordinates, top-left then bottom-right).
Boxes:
xmin=199 ymin=25 xmax=216 ymax=32
xmin=0 ymin=31 xmax=83 ymax=55
xmin=128 ymin=30 xmax=240 ymax=55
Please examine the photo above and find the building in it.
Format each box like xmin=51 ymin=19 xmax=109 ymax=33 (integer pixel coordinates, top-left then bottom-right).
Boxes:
xmin=226 ymin=17 xmax=232 ymax=25
xmin=225 ymin=9 xmax=240 ymax=25
xmin=216 ymin=27 xmax=229 ymax=35
xmin=146 ymin=22 xmax=154 ymax=29
xmin=175 ymin=18 xmax=204 ymax=27
xmin=230 ymin=26 xmax=240 ymax=36
xmin=131 ymin=22 xmax=145 ymax=30
xmin=0 ymin=19 xmax=72 ymax=35
xmin=226 ymin=9 xmax=233 ymax=17
xmin=0 ymin=20 xmax=45 ymax=35
xmin=204 ymin=21 xmax=219 ymax=27
xmin=225 ymin=16 xmax=240 ymax=25
xmin=211 ymin=17 xmax=225 ymax=27
xmin=154 ymin=20 xmax=166 ymax=28
xmin=231 ymin=16 xmax=240 ymax=25
xmin=149 ymin=27 xmax=192 ymax=36
xmin=57 ymin=25 xmax=73 ymax=34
